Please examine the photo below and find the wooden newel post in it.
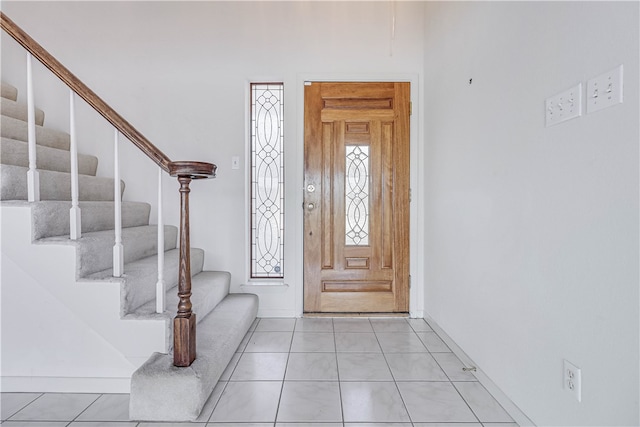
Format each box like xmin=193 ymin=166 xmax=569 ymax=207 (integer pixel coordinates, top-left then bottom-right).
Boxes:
xmin=174 ymin=175 xmax=196 ymax=367
xmin=169 ymin=161 xmax=216 ymax=368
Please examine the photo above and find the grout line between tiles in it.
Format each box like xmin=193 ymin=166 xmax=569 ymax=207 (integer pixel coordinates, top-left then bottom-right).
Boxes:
xmin=373 ymin=318 xmax=414 ymax=425
xmin=454 ymin=381 xmax=515 ymax=426
xmin=272 ymin=321 xmax=295 ymax=424
xmin=2 ymin=392 xmax=44 ymax=422
xmin=450 ymin=380 xmax=483 ymax=424
xmin=430 ymin=348 xmax=457 ymax=383
xmin=204 ymin=322 xmax=257 ymax=423
xmin=66 ymin=392 xmax=103 ymax=425
xmin=332 ymin=318 xmax=345 ymax=424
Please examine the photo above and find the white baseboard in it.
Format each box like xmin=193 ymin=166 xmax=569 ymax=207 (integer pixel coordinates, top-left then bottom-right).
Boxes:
xmin=256 ymin=308 xmax=297 ymax=318
xmin=410 ymin=309 xmax=425 ymax=318
xmin=423 ymin=314 xmax=536 ymax=427
xmin=1 ymin=376 xmax=131 ymax=393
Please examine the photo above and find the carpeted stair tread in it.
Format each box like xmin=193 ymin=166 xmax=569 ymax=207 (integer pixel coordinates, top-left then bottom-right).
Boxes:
xmin=1 ymin=137 xmax=98 ymax=175
xmin=1 ymin=82 xmax=18 ymax=101
xmin=39 ymin=224 xmax=178 ymax=278
xmin=30 ymin=200 xmax=151 ymax=239
xmin=1 ymin=115 xmax=70 ymax=150
xmin=130 ymin=293 xmax=258 ymax=422
xmin=1 ymin=164 xmax=122 ymax=201
xmin=87 ymin=248 xmax=204 ymax=315
xmin=135 ymin=271 xmax=231 ymax=322
xmin=1 ymin=97 xmax=45 ymax=125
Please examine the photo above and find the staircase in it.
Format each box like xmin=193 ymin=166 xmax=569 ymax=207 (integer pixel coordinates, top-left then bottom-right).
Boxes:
xmin=1 ymin=60 xmax=257 ymax=422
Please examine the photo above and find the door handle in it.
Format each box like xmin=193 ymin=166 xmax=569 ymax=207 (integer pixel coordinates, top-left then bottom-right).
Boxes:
xmin=307 ymin=203 xmax=315 ymax=210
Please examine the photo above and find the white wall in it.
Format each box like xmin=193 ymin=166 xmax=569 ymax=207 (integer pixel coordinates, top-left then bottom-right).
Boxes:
xmin=423 ymin=2 xmax=639 ymax=426
xmin=1 ymin=1 xmax=425 ymax=317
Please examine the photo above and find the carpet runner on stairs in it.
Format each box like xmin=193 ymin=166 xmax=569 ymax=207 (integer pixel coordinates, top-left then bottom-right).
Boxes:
xmin=2 ymin=136 xmax=99 ymax=175
xmin=0 ymin=80 xmax=258 ymax=421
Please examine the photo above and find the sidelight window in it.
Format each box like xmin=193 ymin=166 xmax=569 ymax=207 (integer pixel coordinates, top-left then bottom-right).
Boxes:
xmin=250 ymin=83 xmax=284 ymax=278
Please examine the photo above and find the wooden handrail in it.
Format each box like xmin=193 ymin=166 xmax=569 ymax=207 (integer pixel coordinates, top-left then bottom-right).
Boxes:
xmin=1 ymin=12 xmax=173 ymax=172
xmin=2 ymin=12 xmax=217 ymax=367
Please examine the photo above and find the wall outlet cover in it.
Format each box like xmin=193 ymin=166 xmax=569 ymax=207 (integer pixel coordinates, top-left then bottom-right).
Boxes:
xmin=563 ymin=359 xmax=582 ymax=402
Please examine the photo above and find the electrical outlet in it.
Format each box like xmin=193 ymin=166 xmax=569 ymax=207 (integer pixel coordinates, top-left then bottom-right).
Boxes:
xmin=586 ymin=65 xmax=623 ymax=114
xmin=563 ymin=359 xmax=582 ymax=402
xmin=545 ymin=83 xmax=582 ymax=127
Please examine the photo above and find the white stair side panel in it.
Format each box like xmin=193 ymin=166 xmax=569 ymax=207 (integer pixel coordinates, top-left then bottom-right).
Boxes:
xmin=1 ymin=204 xmax=167 ymax=388
xmin=1 ymin=255 xmax=135 ymax=391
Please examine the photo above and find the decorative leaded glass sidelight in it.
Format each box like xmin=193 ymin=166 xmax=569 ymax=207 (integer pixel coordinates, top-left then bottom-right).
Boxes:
xmin=250 ymin=83 xmax=284 ymax=278
xmin=345 ymin=145 xmax=370 ymax=246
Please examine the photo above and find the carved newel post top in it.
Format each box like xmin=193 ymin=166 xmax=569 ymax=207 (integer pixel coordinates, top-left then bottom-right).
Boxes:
xmin=169 ymin=161 xmax=216 ymax=179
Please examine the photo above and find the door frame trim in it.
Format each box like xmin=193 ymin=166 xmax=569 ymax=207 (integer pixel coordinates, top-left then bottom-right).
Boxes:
xmin=295 ymin=73 xmax=424 ymax=317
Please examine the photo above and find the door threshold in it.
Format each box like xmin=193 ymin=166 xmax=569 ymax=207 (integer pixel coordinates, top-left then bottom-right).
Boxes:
xmin=303 ymin=312 xmax=409 ymax=318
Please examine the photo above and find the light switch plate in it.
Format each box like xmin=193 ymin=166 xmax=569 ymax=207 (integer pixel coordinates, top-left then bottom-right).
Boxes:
xmin=587 ymin=65 xmax=623 ymax=114
xmin=546 ymin=83 xmax=582 ymax=127
xmin=231 ymin=156 xmax=240 ymax=170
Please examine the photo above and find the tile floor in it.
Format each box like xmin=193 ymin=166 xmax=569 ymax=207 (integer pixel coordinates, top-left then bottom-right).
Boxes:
xmin=1 ymin=317 xmax=519 ymax=427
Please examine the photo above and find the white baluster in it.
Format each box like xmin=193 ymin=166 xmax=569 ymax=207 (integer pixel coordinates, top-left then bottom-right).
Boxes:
xmin=26 ymin=53 xmax=40 ymax=202
xmin=113 ymin=129 xmax=124 ymax=277
xmin=69 ymin=90 xmax=81 ymax=239
xmin=156 ymin=167 xmax=165 ymax=313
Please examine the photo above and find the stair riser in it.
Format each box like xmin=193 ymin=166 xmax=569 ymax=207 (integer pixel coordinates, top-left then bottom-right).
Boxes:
xmin=71 ymin=225 xmax=178 ymax=278
xmin=164 ymin=271 xmax=230 ymax=325
xmin=162 ymin=271 xmax=231 ymax=351
xmin=2 ymin=82 xmax=18 ymax=101
xmin=1 ymin=98 xmax=45 ymax=125
xmin=123 ymin=248 xmax=206 ymax=315
xmin=134 ymin=268 xmax=229 ymax=324
xmin=1 ymin=115 xmax=70 ymax=150
xmin=31 ymin=201 xmax=151 ymax=239
xmin=2 ymin=137 xmax=98 ymax=175
xmin=1 ymin=164 xmax=122 ymax=201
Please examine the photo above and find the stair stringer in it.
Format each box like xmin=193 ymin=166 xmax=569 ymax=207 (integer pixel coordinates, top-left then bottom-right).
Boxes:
xmin=1 ymin=204 xmax=169 ymax=392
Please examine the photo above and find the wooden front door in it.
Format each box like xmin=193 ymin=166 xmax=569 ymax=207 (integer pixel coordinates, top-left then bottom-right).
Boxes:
xmin=303 ymin=82 xmax=410 ymax=313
